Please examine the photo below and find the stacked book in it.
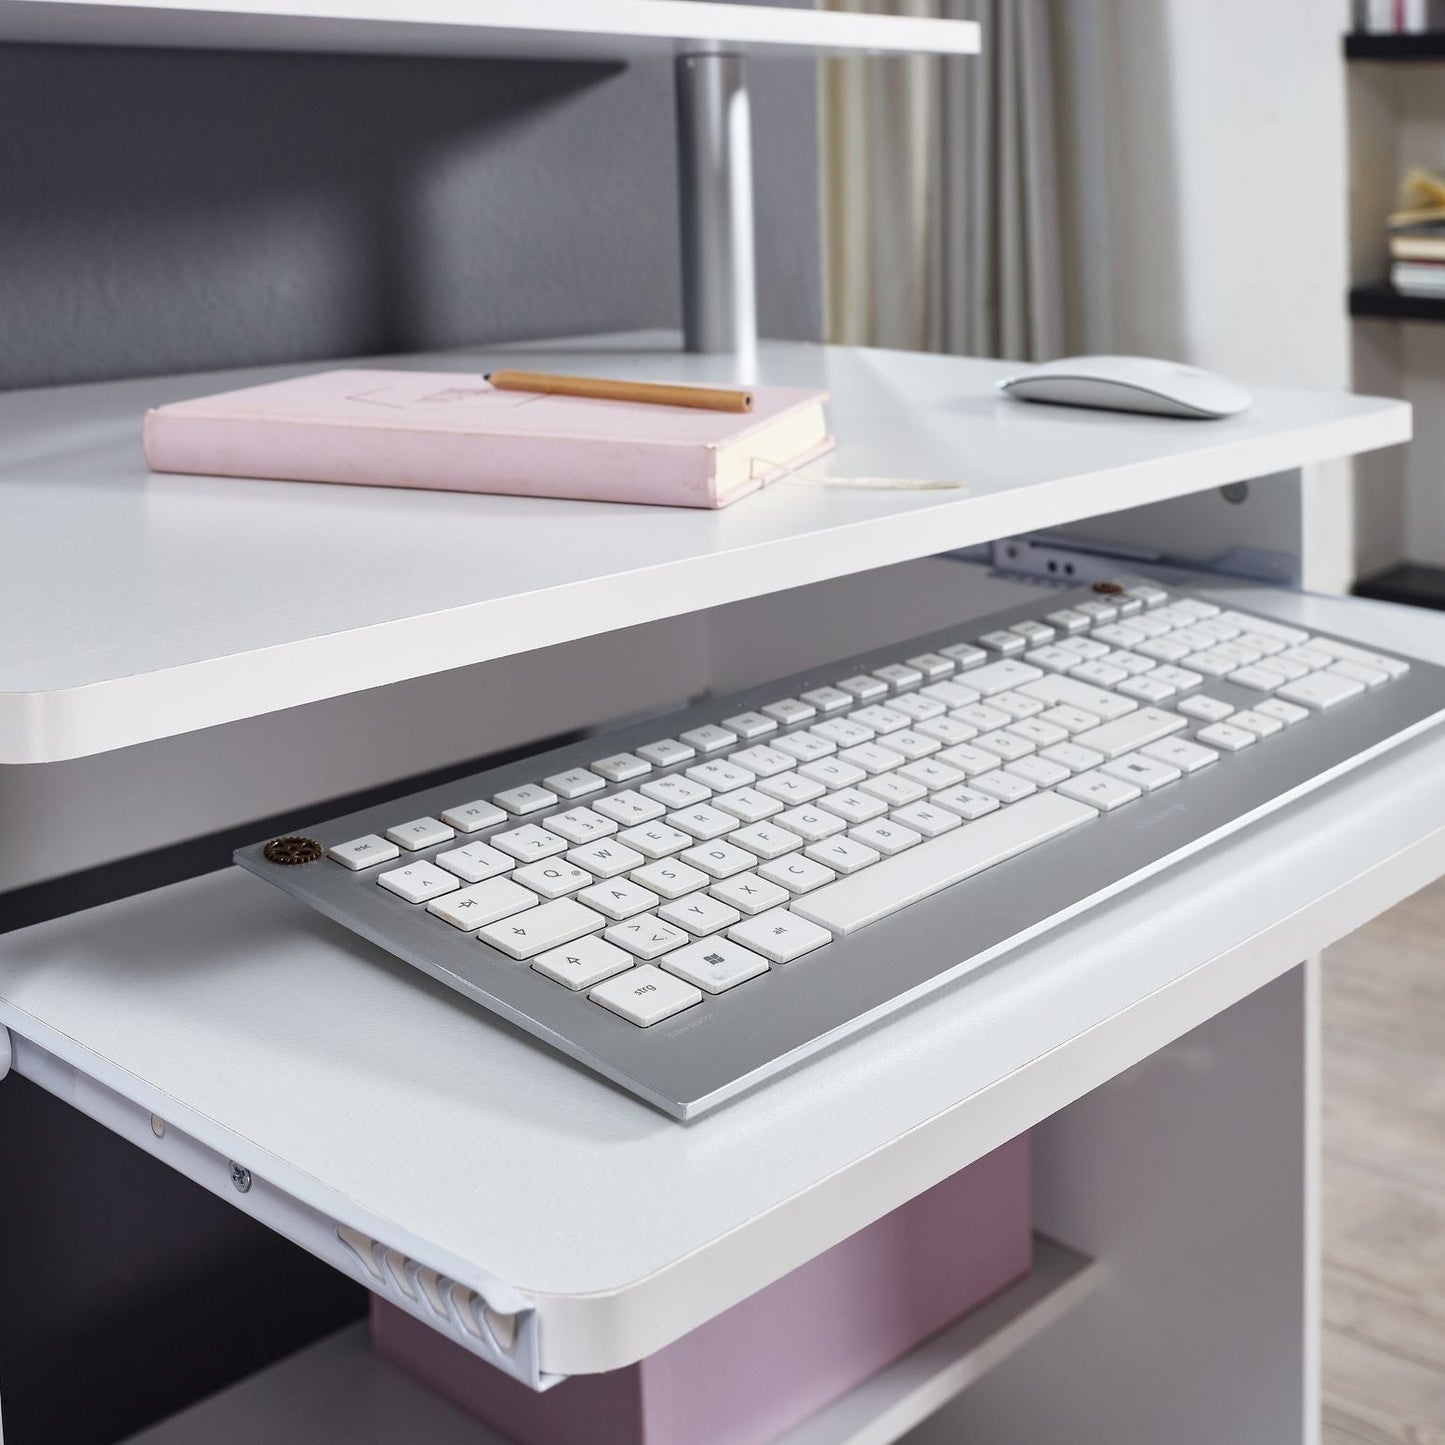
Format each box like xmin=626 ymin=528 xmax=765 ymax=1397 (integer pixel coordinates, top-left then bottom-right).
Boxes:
xmin=1390 ymin=168 xmax=1445 ymax=296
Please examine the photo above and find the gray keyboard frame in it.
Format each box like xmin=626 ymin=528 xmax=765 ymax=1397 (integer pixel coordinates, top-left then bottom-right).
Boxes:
xmin=237 ymin=586 xmax=1445 ymax=1119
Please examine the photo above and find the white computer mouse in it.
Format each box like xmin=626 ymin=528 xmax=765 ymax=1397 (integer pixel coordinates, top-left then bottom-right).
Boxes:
xmin=997 ymin=354 xmax=1251 ymax=419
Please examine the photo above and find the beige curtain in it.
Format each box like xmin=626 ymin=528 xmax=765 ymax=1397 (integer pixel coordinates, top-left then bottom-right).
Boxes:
xmin=820 ymin=0 xmax=1066 ymax=362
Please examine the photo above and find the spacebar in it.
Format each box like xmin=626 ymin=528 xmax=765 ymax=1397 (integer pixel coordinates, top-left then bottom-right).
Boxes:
xmin=792 ymin=792 xmax=1097 ymax=937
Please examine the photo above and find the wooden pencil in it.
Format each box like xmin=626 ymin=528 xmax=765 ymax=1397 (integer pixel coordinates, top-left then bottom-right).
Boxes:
xmin=485 ymin=369 xmax=754 ymax=414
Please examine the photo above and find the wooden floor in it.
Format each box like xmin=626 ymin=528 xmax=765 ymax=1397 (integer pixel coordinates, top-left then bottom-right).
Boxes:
xmin=1323 ymin=877 xmax=1445 ymax=1443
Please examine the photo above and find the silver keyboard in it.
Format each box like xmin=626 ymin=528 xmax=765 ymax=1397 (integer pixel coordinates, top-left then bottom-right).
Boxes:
xmin=237 ymin=581 xmax=1445 ymax=1118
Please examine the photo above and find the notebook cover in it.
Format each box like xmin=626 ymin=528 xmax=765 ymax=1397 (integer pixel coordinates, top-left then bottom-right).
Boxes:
xmin=143 ymin=368 xmax=832 ymax=510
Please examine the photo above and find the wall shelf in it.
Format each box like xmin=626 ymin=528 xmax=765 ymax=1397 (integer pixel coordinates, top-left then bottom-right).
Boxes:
xmin=0 ymin=0 xmax=979 ymax=61
xmin=2 ymin=583 xmax=1442 ymax=1380
xmin=1345 ymin=30 xmax=1445 ymax=61
xmin=1350 ymin=281 xmax=1445 ymax=322
xmin=0 ymin=331 xmax=1408 ymax=764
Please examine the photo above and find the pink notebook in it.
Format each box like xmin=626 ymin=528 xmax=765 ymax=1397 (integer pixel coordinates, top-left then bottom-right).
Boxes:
xmin=143 ymin=368 xmax=832 ymax=509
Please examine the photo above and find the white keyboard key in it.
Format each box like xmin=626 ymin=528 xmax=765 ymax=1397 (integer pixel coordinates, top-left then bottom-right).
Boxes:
xmin=952 ymin=703 xmax=1011 ymax=733
xmin=973 ymin=729 xmax=1035 ymax=761
xmin=386 ymin=816 xmax=455 ymax=851
xmin=636 ymin=738 xmax=695 ymax=767
xmin=1310 ymin=638 xmax=1408 ymax=678
xmin=882 ymin=729 xmax=940 ymax=761
xmin=860 ymin=773 xmax=928 ymax=807
xmin=1046 ymin=608 xmax=1091 ymax=633
xmin=1329 ymin=659 xmax=1389 ymax=689
xmin=800 ymin=757 xmax=867 ymax=789
xmin=773 ymin=731 xmax=836 ymax=763
xmin=757 ymin=772 xmax=826 ymax=805
xmin=1140 ymin=737 xmax=1218 ymax=772
xmin=1238 ymin=632 xmax=1286 ymax=657
xmin=1075 ymin=707 xmax=1186 ymax=759
xmin=1040 ymin=741 xmax=1105 ymax=773
xmin=727 ymin=821 xmax=805 ymax=860
xmin=428 ymin=877 xmax=538 ymax=929
xmin=1149 ymin=665 xmax=1203 ymax=692
xmin=680 ymin=840 xmax=758 ymax=879
xmin=978 ymin=629 xmax=1027 ymax=655
xmin=1055 ymin=770 xmax=1141 ymax=812
xmin=762 ymin=697 xmax=817 ymax=725
xmin=1076 ymin=598 xmax=1118 ymax=623
xmin=545 ymin=807 xmax=618 ymax=844
xmin=533 ymin=937 xmax=633 ymax=990
xmin=850 ymin=704 xmax=911 ymax=734
xmin=589 ymin=753 xmax=651 ymax=783
xmin=907 ymin=652 xmax=956 ymax=678
xmin=898 ymin=757 xmax=966 ymax=790
xmin=1070 ymin=660 xmax=1128 ymax=688
xmin=710 ymin=871 xmax=792 ymax=914
xmin=839 ymin=742 xmax=906 ymax=775
xmin=1136 ymin=636 xmax=1192 ymax=663
xmin=818 ymin=788 xmax=888 ymax=824
xmin=378 ymin=859 xmax=462 ymax=903
xmin=935 ymin=742 xmax=1002 ymax=777
xmin=1102 ymin=649 xmax=1156 ymax=677
xmin=972 ymin=770 xmax=1036 ymax=803
xmin=661 ymin=940 xmax=769 ymax=994
xmin=687 ymin=759 xmax=754 ymax=793
xmin=989 ymin=689 xmax=1045 ymax=720
xmin=874 ymin=661 xmax=925 ymax=689
xmin=1118 ymin=674 xmax=1176 ymax=703
xmin=728 ymin=909 xmax=832 ymax=963
xmin=1174 ymin=598 xmax=1220 ymax=619
xmin=1101 ymin=752 xmax=1180 ymax=792
xmin=967 ymin=659 xmax=1044 ymax=696
xmin=439 ymin=800 xmax=507 ymax=834
xmin=793 ymin=792 xmax=1094 ymax=935
xmin=569 ymin=839 xmax=648 ymax=876
xmin=1216 ymin=611 xmax=1307 ymax=644
xmin=590 ymin=964 xmax=702 ymax=1025
xmin=1094 ymin=622 xmax=1145 ymax=648
xmin=491 ymin=825 xmax=568 ymax=862
xmin=889 ymin=801 xmax=962 ymax=837
xmin=1231 ymin=708 xmax=1284 ymax=738
xmin=543 ymin=767 xmax=606 ymax=800
xmin=641 ymin=775 xmax=712 ymax=809
xmin=658 ymin=892 xmax=742 ymax=936
xmin=1178 ymin=694 xmax=1234 ymax=722
xmin=917 ymin=716 xmax=978 ymax=746
xmin=615 ymin=824 xmax=691 ymax=860
xmin=713 ymin=786 xmax=784 ymax=822
xmin=586 ymin=791 xmax=661 ymax=826
xmin=578 ymin=878 xmax=661 ymax=921
xmin=669 ymin=804 xmax=740 ymax=841
xmin=1039 ymin=704 xmax=1100 ymax=735
xmin=1010 ymin=619 xmax=1056 ymax=645
xmin=800 ymin=685 xmax=853 ymax=713
xmin=1057 ymin=636 xmax=1110 ymax=660
xmin=941 ymin=642 xmax=988 ymax=669
xmin=930 ymin=785 xmax=999 ymax=820
xmin=1026 ymin=644 xmax=1079 ymax=673
xmin=513 ymin=861 xmax=594 ymax=899
xmin=731 ymin=744 xmax=796 ymax=778
xmin=493 ymin=785 xmax=557 ymax=818
xmin=921 ymin=679 xmax=981 ymax=708
xmin=756 ymin=853 xmax=839 ymax=894
xmin=1126 ymin=612 xmax=1168 ymax=634
xmin=435 ymin=841 xmax=514 ymax=883
xmin=1277 ymin=672 xmax=1364 ymax=710
xmin=1124 ymin=581 xmax=1169 ymax=607
xmin=329 ymin=835 xmax=400 ymax=870
xmin=888 ymin=693 xmax=947 ymax=722
xmin=813 ymin=717 xmax=875 ymax=748
xmin=1007 ymin=716 xmax=1067 ymax=747
xmin=775 ymin=805 xmax=847 ymax=842
xmin=1182 ymin=650 xmax=1238 ymax=679
xmin=837 ymin=674 xmax=889 ymax=701
xmin=679 ymin=723 xmax=737 ymax=753
xmin=1019 ymin=675 xmax=1137 ymax=719
xmin=1008 ymin=755 xmax=1070 ymax=788
xmin=1212 ymin=641 xmax=1263 ymax=666
xmin=478 ymin=898 xmax=604 ymax=959
xmin=1228 ymin=665 xmax=1285 ymax=693
xmin=722 ymin=710 xmax=778 ymax=739
xmin=603 ymin=916 xmax=690 ymax=959
xmin=1254 ymin=697 xmax=1309 ymax=726
xmin=1197 ymin=721 xmax=1256 ymax=752
xmin=631 ymin=859 xmax=711 ymax=899
xmin=804 ymin=836 xmax=882 ymax=874
xmin=848 ymin=817 xmax=922 ymax=855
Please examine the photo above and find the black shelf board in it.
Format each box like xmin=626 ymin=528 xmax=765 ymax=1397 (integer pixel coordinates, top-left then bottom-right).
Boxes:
xmin=1355 ymin=563 xmax=1445 ymax=612
xmin=1350 ymin=283 xmax=1445 ymax=322
xmin=1345 ymin=31 xmax=1445 ymax=60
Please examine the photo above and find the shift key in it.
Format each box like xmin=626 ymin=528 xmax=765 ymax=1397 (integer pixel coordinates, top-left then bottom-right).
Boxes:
xmin=477 ymin=898 xmax=605 ymax=959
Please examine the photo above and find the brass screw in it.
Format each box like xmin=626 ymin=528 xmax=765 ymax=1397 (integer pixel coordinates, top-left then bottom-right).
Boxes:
xmin=263 ymin=836 xmax=324 ymax=866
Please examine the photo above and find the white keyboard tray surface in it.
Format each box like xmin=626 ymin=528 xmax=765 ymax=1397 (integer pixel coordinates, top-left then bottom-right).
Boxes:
xmin=3 ymin=587 xmax=1444 ymax=1380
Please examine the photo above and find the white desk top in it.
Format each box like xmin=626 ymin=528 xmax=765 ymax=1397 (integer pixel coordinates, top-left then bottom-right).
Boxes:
xmin=2 ymin=586 xmax=1442 ymax=1375
xmin=0 ymin=334 xmax=1408 ymax=762
xmin=0 ymin=0 xmax=980 ymax=61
